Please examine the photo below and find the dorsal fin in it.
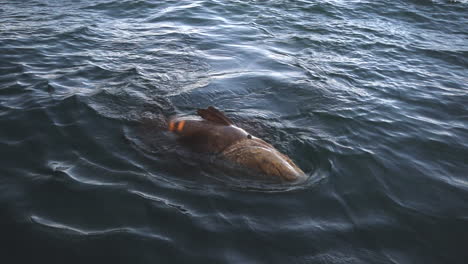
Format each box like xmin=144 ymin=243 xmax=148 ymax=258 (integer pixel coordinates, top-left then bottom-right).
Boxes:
xmin=197 ymin=106 xmax=233 ymax=126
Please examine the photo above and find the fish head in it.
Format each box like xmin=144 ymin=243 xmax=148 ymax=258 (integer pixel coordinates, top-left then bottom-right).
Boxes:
xmin=222 ymin=138 xmax=306 ymax=182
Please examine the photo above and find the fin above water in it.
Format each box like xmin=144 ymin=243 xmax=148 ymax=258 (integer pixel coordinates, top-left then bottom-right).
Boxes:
xmin=197 ymin=106 xmax=233 ymax=126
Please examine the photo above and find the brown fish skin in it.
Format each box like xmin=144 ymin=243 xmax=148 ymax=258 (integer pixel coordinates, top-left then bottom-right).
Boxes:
xmin=168 ymin=118 xmax=249 ymax=153
xmin=222 ymin=138 xmax=305 ymax=182
xmin=168 ymin=108 xmax=306 ymax=182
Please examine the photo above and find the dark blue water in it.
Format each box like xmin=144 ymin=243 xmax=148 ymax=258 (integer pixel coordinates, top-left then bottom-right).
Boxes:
xmin=1 ymin=0 xmax=468 ymax=263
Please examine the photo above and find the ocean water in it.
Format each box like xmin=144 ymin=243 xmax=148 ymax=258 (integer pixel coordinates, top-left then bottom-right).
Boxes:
xmin=1 ymin=0 xmax=467 ymax=263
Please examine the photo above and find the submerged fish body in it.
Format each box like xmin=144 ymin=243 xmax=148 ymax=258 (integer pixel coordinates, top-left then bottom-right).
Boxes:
xmin=168 ymin=107 xmax=305 ymax=182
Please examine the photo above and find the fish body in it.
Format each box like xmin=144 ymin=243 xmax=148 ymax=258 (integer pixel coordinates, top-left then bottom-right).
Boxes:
xmin=168 ymin=107 xmax=305 ymax=182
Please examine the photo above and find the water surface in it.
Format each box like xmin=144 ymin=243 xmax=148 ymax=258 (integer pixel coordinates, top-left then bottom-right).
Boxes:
xmin=1 ymin=0 xmax=468 ymax=263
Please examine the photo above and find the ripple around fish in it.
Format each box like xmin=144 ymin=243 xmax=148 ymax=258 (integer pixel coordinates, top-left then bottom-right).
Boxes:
xmin=125 ymin=108 xmax=326 ymax=192
xmin=125 ymin=132 xmax=317 ymax=193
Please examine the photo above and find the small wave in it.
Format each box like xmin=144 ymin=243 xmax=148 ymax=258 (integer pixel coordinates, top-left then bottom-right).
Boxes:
xmin=47 ymin=160 xmax=126 ymax=187
xmin=30 ymin=215 xmax=170 ymax=241
xmin=130 ymin=190 xmax=192 ymax=215
xmin=82 ymin=0 xmax=160 ymax=16
xmin=54 ymin=25 xmax=94 ymax=39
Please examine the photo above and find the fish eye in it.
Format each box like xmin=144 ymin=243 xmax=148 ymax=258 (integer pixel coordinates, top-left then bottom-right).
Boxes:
xmin=247 ymin=134 xmax=252 ymax=139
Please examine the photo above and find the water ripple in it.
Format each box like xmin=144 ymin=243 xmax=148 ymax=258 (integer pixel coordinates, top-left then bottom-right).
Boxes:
xmin=31 ymin=215 xmax=170 ymax=241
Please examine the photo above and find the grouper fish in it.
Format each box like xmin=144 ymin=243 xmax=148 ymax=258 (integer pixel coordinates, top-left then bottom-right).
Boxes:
xmin=168 ymin=106 xmax=306 ymax=182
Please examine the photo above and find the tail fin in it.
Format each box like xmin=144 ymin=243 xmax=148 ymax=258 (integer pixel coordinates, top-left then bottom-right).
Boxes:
xmin=197 ymin=106 xmax=233 ymax=126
